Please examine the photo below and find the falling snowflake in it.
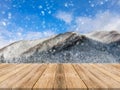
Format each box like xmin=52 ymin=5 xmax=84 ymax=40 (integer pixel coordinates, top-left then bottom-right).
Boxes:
xmin=100 ymin=1 xmax=104 ymax=5
xmin=81 ymin=22 xmax=85 ymax=25
xmin=64 ymin=3 xmax=68 ymax=7
xmin=89 ymin=0 xmax=91 ymax=3
xmin=1 ymin=11 xmax=5 ymax=14
xmin=13 ymin=5 xmax=16 ymax=8
xmin=41 ymin=11 xmax=45 ymax=16
xmin=64 ymin=2 xmax=74 ymax=8
xmin=25 ymin=25 xmax=28 ymax=28
xmin=105 ymin=0 xmax=108 ymax=2
xmin=17 ymin=32 xmax=22 ymax=36
xmin=2 ymin=21 xmax=7 ymax=26
xmin=35 ymin=26 xmax=39 ymax=29
xmin=8 ymin=12 xmax=12 ymax=19
xmin=48 ymin=11 xmax=51 ymax=14
xmin=91 ymin=4 xmax=95 ymax=7
xmin=38 ymin=5 xmax=42 ymax=9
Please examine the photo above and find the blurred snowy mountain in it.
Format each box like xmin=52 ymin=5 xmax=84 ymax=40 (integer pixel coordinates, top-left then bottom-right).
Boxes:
xmin=0 ymin=31 xmax=120 ymax=63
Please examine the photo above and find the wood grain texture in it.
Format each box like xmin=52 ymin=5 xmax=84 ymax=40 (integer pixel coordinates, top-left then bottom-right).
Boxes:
xmin=13 ymin=64 xmax=47 ymax=89
xmin=0 ymin=64 xmax=119 ymax=90
xmin=83 ymin=64 xmax=120 ymax=88
xmin=73 ymin=64 xmax=108 ymax=89
xmin=53 ymin=64 xmax=66 ymax=90
xmin=63 ymin=64 xmax=87 ymax=90
xmin=0 ymin=64 xmax=28 ymax=83
xmin=33 ymin=64 xmax=57 ymax=90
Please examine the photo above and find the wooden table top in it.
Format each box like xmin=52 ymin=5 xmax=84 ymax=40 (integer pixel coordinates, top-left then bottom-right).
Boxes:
xmin=0 ymin=63 xmax=120 ymax=90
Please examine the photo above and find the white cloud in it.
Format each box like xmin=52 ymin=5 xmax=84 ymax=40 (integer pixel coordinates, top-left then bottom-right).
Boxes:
xmin=72 ymin=11 xmax=120 ymax=33
xmin=110 ymin=0 xmax=120 ymax=6
xmin=0 ymin=24 xmax=56 ymax=48
xmin=0 ymin=29 xmax=12 ymax=48
xmin=117 ymin=0 xmax=120 ymax=6
xmin=0 ymin=40 xmax=9 ymax=49
xmin=0 ymin=16 xmax=57 ymax=48
xmin=0 ymin=30 xmax=56 ymax=48
xmin=55 ymin=11 xmax=73 ymax=24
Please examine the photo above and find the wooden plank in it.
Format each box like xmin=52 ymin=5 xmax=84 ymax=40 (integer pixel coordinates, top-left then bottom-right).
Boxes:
xmin=53 ymin=64 xmax=66 ymax=90
xmin=12 ymin=64 xmax=47 ymax=89
xmin=0 ymin=64 xmax=120 ymax=89
xmin=0 ymin=64 xmax=19 ymax=77
xmin=111 ymin=64 xmax=120 ymax=70
xmin=73 ymin=64 xmax=108 ymax=89
xmin=92 ymin=64 xmax=120 ymax=83
xmin=33 ymin=64 xmax=57 ymax=90
xmin=96 ymin=64 xmax=120 ymax=77
xmin=0 ymin=64 xmax=29 ymax=83
xmin=0 ymin=64 xmax=16 ymax=71
xmin=111 ymin=64 xmax=120 ymax=67
xmin=82 ymin=64 xmax=120 ymax=88
xmin=63 ymin=64 xmax=87 ymax=90
xmin=0 ymin=64 xmax=33 ymax=88
xmin=0 ymin=64 xmax=21 ymax=78
xmin=0 ymin=64 xmax=13 ymax=69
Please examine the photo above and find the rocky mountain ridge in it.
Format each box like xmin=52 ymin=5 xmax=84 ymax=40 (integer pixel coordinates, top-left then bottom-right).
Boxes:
xmin=0 ymin=31 xmax=120 ymax=63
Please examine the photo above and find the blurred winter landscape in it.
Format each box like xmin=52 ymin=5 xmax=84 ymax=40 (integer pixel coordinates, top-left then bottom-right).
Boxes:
xmin=0 ymin=31 xmax=120 ymax=63
xmin=0 ymin=0 xmax=120 ymax=63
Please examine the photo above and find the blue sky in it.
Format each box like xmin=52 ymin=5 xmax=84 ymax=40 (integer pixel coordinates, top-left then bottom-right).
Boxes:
xmin=0 ymin=0 xmax=120 ymax=47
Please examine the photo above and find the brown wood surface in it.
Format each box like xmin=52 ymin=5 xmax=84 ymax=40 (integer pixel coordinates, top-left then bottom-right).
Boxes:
xmin=0 ymin=64 xmax=119 ymax=90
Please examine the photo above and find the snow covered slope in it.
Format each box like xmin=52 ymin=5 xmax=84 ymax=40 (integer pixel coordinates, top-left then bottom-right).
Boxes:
xmin=0 ymin=31 xmax=120 ymax=63
xmin=0 ymin=38 xmax=48 ymax=59
xmin=86 ymin=31 xmax=120 ymax=43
